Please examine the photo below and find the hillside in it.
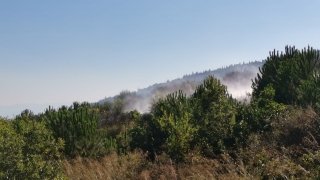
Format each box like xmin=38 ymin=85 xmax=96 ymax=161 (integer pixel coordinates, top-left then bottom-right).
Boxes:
xmin=3 ymin=46 xmax=320 ymax=179
xmin=97 ymin=60 xmax=265 ymax=112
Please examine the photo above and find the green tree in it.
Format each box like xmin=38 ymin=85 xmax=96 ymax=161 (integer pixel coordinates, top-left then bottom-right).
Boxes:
xmin=131 ymin=90 xmax=197 ymax=161
xmin=252 ymin=45 xmax=320 ymax=107
xmin=234 ymin=84 xmax=286 ymax=146
xmin=43 ymin=102 xmax=101 ymax=157
xmin=153 ymin=91 xmax=197 ymax=161
xmin=0 ymin=118 xmax=24 ymax=179
xmin=190 ymin=76 xmax=236 ymax=154
xmin=0 ymin=117 xmax=64 ymax=180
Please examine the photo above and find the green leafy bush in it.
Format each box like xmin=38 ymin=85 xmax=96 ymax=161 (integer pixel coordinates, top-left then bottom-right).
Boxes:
xmin=0 ymin=118 xmax=24 ymax=179
xmin=153 ymin=91 xmax=197 ymax=161
xmin=0 ymin=117 xmax=64 ymax=180
xmin=234 ymin=84 xmax=286 ymax=145
xmin=131 ymin=76 xmax=238 ymax=160
xmin=130 ymin=113 xmax=157 ymax=155
xmin=190 ymin=76 xmax=236 ymax=155
xmin=131 ymin=90 xmax=197 ymax=161
xmin=43 ymin=102 xmax=113 ymax=157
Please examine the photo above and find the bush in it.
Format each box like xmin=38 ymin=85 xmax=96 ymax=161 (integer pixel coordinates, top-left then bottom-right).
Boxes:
xmin=0 ymin=117 xmax=64 ymax=180
xmin=234 ymin=84 xmax=286 ymax=146
xmin=0 ymin=118 xmax=24 ymax=179
xmin=131 ymin=76 xmax=238 ymax=160
xmin=131 ymin=91 xmax=197 ymax=161
xmin=191 ymin=76 xmax=236 ymax=155
xmin=43 ymin=102 xmax=101 ymax=157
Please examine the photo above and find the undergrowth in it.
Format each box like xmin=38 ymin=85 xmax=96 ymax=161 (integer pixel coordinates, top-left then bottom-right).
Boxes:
xmin=62 ymin=107 xmax=320 ymax=180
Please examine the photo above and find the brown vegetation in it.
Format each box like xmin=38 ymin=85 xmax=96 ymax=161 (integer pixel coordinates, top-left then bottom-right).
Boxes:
xmin=62 ymin=151 xmax=247 ymax=180
xmin=62 ymin=107 xmax=320 ymax=180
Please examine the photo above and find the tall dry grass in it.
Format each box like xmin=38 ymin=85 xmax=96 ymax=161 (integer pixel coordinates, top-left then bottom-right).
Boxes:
xmin=63 ymin=107 xmax=320 ymax=180
xmin=62 ymin=151 xmax=253 ymax=179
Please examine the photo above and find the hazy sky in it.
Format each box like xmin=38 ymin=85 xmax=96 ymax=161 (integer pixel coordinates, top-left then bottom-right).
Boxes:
xmin=1 ymin=1 xmax=320 ymax=116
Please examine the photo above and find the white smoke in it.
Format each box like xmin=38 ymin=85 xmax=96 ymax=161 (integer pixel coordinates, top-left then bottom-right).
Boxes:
xmin=100 ymin=61 xmax=263 ymax=113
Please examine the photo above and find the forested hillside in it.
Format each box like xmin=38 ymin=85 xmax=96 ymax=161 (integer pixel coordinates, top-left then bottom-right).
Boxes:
xmin=97 ymin=60 xmax=264 ymax=112
xmin=2 ymin=46 xmax=320 ymax=179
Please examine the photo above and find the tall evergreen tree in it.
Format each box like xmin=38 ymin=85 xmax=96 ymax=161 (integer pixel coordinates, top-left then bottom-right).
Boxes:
xmin=252 ymin=45 xmax=320 ymax=107
xmin=191 ymin=76 xmax=236 ymax=154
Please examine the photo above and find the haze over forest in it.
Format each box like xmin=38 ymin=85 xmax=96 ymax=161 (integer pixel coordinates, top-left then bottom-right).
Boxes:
xmin=1 ymin=1 xmax=320 ymax=119
xmin=2 ymin=1 xmax=320 ymax=179
xmin=0 ymin=61 xmax=263 ymax=117
xmin=97 ymin=60 xmax=264 ymax=113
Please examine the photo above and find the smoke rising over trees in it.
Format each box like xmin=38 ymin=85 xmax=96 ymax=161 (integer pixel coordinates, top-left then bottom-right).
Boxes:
xmin=98 ymin=61 xmax=264 ymax=113
xmin=4 ymin=45 xmax=320 ymax=179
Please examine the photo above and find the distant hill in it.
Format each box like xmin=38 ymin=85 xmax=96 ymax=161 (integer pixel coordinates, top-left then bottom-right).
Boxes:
xmin=97 ymin=60 xmax=265 ymax=112
xmin=140 ymin=60 xmax=263 ymax=95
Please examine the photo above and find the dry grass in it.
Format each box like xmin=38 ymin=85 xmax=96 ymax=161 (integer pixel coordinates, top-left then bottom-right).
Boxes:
xmin=63 ymin=107 xmax=320 ymax=180
xmin=62 ymin=151 xmax=253 ymax=180
xmin=62 ymin=151 xmax=144 ymax=180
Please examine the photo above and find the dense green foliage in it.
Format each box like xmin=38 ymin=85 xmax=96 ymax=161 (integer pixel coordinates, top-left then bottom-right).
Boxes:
xmin=234 ymin=84 xmax=286 ymax=145
xmin=252 ymin=46 xmax=320 ymax=109
xmin=190 ymin=76 xmax=236 ymax=154
xmin=2 ymin=45 xmax=320 ymax=179
xmin=43 ymin=102 xmax=99 ymax=157
xmin=130 ymin=76 xmax=238 ymax=160
xmin=131 ymin=90 xmax=197 ymax=161
xmin=42 ymin=102 xmax=119 ymax=157
xmin=0 ymin=117 xmax=64 ymax=179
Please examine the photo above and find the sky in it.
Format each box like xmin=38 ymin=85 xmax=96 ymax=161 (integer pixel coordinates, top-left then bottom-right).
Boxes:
xmin=1 ymin=0 xmax=320 ymax=117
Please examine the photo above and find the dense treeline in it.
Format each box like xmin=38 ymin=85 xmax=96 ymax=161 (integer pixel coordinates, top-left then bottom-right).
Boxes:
xmin=1 ymin=45 xmax=320 ymax=179
xmin=98 ymin=60 xmax=262 ymax=107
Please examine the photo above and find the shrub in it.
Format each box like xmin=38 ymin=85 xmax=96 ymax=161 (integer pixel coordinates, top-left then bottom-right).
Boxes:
xmin=43 ymin=102 xmax=101 ymax=157
xmin=131 ymin=90 xmax=197 ymax=161
xmin=155 ymin=94 xmax=197 ymax=161
xmin=234 ymin=84 xmax=286 ymax=146
xmin=0 ymin=117 xmax=64 ymax=179
xmin=0 ymin=118 xmax=24 ymax=179
xmin=190 ymin=76 xmax=236 ymax=155
xmin=131 ymin=76 xmax=239 ymax=159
